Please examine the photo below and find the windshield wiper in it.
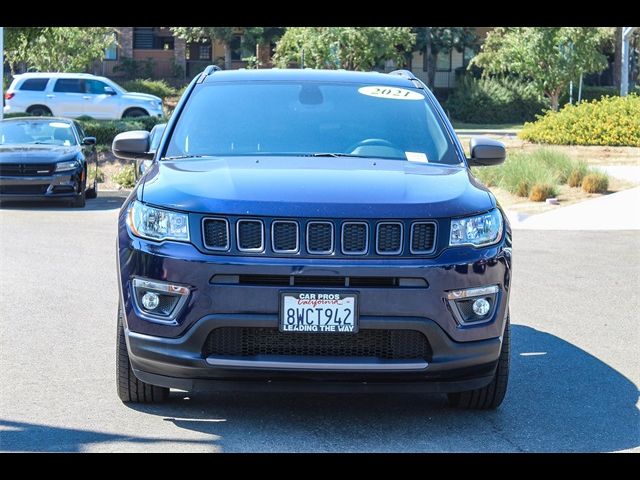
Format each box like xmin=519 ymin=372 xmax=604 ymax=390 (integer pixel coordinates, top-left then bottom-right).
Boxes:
xmin=311 ymin=152 xmax=369 ymax=158
xmin=162 ymin=154 xmax=206 ymax=160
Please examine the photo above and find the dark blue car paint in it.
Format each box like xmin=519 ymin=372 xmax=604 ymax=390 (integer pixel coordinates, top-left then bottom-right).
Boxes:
xmin=117 ymin=69 xmax=512 ymax=392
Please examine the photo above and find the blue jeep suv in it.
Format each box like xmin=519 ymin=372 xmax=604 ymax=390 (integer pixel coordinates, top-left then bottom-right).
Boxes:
xmin=113 ymin=67 xmax=512 ymax=409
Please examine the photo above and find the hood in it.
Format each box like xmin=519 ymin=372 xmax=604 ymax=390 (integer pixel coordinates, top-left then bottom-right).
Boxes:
xmin=122 ymin=92 xmax=162 ymax=103
xmin=142 ymin=156 xmax=493 ymax=218
xmin=0 ymin=144 xmax=79 ymax=164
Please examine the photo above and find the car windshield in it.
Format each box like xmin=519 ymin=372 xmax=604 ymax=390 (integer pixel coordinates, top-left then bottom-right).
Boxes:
xmin=0 ymin=120 xmax=77 ymax=146
xmin=165 ymin=81 xmax=461 ymax=165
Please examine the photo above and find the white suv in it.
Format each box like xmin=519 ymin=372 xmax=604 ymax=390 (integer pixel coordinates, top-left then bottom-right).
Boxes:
xmin=3 ymin=73 xmax=163 ymax=120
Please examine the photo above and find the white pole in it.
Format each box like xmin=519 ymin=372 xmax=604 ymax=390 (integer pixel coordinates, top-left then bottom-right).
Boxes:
xmin=621 ymin=27 xmax=636 ymax=97
xmin=578 ymin=73 xmax=583 ymax=103
xmin=569 ymin=80 xmax=573 ymax=104
xmin=1 ymin=27 xmax=4 ymax=121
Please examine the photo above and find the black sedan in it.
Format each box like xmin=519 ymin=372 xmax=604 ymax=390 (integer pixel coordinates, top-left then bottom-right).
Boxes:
xmin=0 ymin=117 xmax=98 ymax=207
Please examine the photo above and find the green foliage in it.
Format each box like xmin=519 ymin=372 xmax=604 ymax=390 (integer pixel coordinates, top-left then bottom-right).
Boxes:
xmin=76 ymin=116 xmax=166 ymax=145
xmin=445 ymin=76 xmax=548 ymax=123
xmin=121 ymin=79 xmax=177 ymax=100
xmin=472 ymin=148 xmax=606 ymax=198
xmin=582 ymin=172 xmax=609 ymax=193
xmin=567 ymin=164 xmax=589 ymax=187
xmin=273 ymin=27 xmax=415 ymax=71
xmin=560 ymin=85 xmax=640 ymax=105
xmin=113 ymin=164 xmax=137 ymax=188
xmin=472 ymin=27 xmax=612 ymax=110
xmin=87 ymin=167 xmax=105 ymax=184
xmin=5 ymin=27 xmax=114 ymax=73
xmin=519 ymin=94 xmax=640 ymax=147
xmin=112 ymin=57 xmax=156 ymax=80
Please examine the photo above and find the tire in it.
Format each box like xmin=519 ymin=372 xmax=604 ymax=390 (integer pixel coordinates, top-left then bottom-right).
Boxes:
xmin=26 ymin=105 xmax=52 ymax=117
xmin=447 ymin=316 xmax=510 ymax=410
xmin=122 ymin=108 xmax=148 ymax=118
xmin=116 ymin=306 xmax=169 ymax=403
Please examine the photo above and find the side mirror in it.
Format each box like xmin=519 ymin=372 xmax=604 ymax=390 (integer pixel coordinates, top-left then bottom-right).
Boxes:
xmin=112 ymin=130 xmax=153 ymax=160
xmin=81 ymin=136 xmax=96 ymax=146
xmin=104 ymin=87 xmax=117 ymax=96
xmin=468 ymin=137 xmax=506 ymax=167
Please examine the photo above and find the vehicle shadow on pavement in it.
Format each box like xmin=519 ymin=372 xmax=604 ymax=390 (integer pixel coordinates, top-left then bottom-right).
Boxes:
xmin=0 ymin=192 xmax=128 ymax=212
xmin=1 ymin=325 xmax=637 ymax=452
xmin=128 ymin=325 xmax=639 ymax=452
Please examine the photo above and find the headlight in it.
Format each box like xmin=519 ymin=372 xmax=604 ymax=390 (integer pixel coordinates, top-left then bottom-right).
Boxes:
xmin=149 ymin=100 xmax=161 ymax=108
xmin=450 ymin=209 xmax=503 ymax=247
xmin=55 ymin=160 xmax=80 ymax=172
xmin=127 ymin=200 xmax=190 ymax=242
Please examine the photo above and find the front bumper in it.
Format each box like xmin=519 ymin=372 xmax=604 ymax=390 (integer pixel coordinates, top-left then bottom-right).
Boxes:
xmin=0 ymin=170 xmax=82 ymax=200
xmin=118 ymin=207 xmax=512 ymax=393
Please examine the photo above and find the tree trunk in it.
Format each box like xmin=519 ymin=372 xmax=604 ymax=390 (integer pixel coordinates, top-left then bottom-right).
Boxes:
xmin=425 ymin=41 xmax=436 ymax=89
xmin=613 ymin=27 xmax=623 ymax=89
xmin=224 ymin=42 xmax=232 ymax=70
xmin=548 ymin=88 xmax=561 ymax=111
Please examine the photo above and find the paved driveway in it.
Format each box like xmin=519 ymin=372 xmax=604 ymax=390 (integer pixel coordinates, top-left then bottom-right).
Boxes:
xmin=0 ymin=193 xmax=638 ymax=452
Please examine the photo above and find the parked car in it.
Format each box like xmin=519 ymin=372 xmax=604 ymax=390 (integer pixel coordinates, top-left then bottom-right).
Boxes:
xmin=0 ymin=117 xmax=98 ymax=207
xmin=3 ymin=73 xmax=163 ymax=120
xmin=113 ymin=68 xmax=512 ymax=409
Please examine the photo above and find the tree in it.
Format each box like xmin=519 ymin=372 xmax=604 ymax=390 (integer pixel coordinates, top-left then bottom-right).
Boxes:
xmin=413 ymin=27 xmax=477 ymax=89
xmin=273 ymin=27 xmax=415 ymax=71
xmin=4 ymin=27 xmax=114 ymax=74
xmin=472 ymin=27 xmax=612 ymax=111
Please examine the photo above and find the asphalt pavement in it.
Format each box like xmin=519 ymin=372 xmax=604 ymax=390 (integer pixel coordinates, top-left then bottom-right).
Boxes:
xmin=0 ymin=192 xmax=638 ymax=452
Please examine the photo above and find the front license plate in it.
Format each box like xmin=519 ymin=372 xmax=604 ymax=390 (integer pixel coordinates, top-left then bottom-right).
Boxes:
xmin=280 ymin=292 xmax=358 ymax=333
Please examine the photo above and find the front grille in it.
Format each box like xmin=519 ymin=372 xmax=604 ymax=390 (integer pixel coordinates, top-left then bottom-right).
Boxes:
xmin=307 ymin=222 xmax=333 ymax=254
xmin=376 ymin=222 xmax=403 ymax=254
xmin=272 ymin=221 xmax=298 ymax=252
xmin=0 ymin=184 xmax=48 ymax=195
xmin=211 ymin=274 xmax=421 ymax=288
xmin=203 ymin=327 xmax=432 ymax=360
xmin=237 ymin=220 xmax=263 ymax=251
xmin=0 ymin=163 xmax=54 ymax=176
xmin=342 ymin=222 xmax=368 ymax=254
xmin=200 ymin=217 xmax=438 ymax=257
xmin=203 ymin=218 xmax=229 ymax=250
xmin=410 ymin=222 xmax=436 ymax=254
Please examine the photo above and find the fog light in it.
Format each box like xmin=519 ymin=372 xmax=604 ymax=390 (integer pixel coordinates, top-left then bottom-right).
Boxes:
xmin=472 ymin=298 xmax=490 ymax=316
xmin=141 ymin=292 xmax=160 ymax=310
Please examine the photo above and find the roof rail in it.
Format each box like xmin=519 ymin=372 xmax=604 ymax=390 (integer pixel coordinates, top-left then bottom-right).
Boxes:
xmin=388 ymin=69 xmax=418 ymax=81
xmin=197 ymin=65 xmax=222 ymax=83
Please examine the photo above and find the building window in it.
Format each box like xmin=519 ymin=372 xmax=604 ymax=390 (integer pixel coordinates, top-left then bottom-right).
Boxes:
xmin=436 ymin=49 xmax=452 ymax=72
xmin=104 ymin=32 xmax=118 ymax=61
xmin=230 ymin=35 xmax=253 ymax=61
xmin=133 ymin=27 xmax=174 ymax=50
xmin=463 ymin=46 xmax=477 ymax=67
xmin=199 ymin=44 xmax=212 ymax=60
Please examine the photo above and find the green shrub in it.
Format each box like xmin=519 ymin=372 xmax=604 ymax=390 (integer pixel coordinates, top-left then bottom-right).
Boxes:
xmin=445 ymin=76 xmax=548 ymax=124
xmin=582 ymin=172 xmax=609 ymax=193
xmin=529 ymin=183 xmax=557 ymax=202
xmin=77 ymin=116 xmax=165 ymax=146
xmin=520 ymin=94 xmax=640 ymax=147
xmin=560 ymin=85 xmax=640 ymax=105
xmin=472 ymin=148 xmax=608 ymax=199
xmin=113 ymin=164 xmax=136 ymax=188
xmin=87 ymin=167 xmax=105 ymax=184
xmin=121 ymin=79 xmax=177 ymax=100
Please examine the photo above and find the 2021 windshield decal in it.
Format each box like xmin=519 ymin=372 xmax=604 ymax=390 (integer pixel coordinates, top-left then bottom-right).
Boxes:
xmin=358 ymin=86 xmax=425 ymax=100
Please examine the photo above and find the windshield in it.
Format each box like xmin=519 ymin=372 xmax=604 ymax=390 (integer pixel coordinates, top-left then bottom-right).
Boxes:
xmin=0 ymin=120 xmax=77 ymax=146
xmin=165 ymin=81 xmax=461 ymax=164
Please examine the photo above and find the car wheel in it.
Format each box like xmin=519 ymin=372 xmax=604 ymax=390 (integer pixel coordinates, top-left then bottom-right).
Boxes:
xmin=122 ymin=108 xmax=148 ymax=118
xmin=26 ymin=105 xmax=52 ymax=116
xmin=447 ymin=315 xmax=510 ymax=410
xmin=116 ymin=306 xmax=169 ymax=403
xmin=71 ymin=179 xmax=86 ymax=208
